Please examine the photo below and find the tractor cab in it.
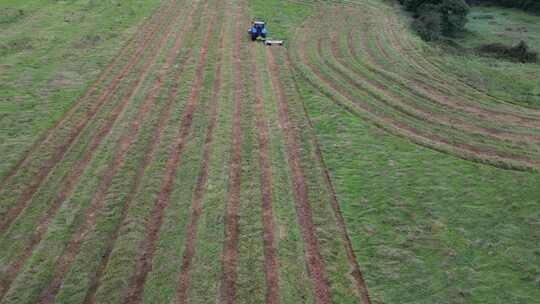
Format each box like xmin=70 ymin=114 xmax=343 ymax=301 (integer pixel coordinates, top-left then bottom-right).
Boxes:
xmin=249 ymin=20 xmax=267 ymax=41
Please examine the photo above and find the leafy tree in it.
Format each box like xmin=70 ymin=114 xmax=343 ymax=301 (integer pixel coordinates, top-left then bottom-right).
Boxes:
xmin=439 ymin=0 xmax=470 ymax=36
xmin=399 ymin=0 xmax=470 ymax=40
xmin=413 ymin=5 xmax=443 ymax=40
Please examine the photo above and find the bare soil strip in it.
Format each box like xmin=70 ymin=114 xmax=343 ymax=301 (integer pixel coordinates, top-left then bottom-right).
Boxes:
xmin=34 ymin=5 xmax=199 ymax=303
xmin=173 ymin=6 xmax=229 ymax=303
xmin=221 ymin=2 xmax=243 ymax=303
xmin=0 ymin=3 xmax=187 ymax=301
xmin=266 ymin=48 xmax=332 ymax=304
xmin=251 ymin=46 xmax=280 ymax=304
xmin=81 ymin=9 xmax=202 ymax=304
xmin=0 ymin=0 xmax=175 ymax=186
xmin=0 ymin=1 xmax=181 ymax=233
xmin=122 ymin=6 xmax=217 ymax=304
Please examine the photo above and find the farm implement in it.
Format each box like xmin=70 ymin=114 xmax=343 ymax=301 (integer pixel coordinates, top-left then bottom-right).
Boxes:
xmin=248 ymin=20 xmax=284 ymax=46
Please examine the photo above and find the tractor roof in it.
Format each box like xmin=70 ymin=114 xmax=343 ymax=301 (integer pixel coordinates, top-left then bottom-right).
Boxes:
xmin=253 ymin=21 xmax=265 ymax=25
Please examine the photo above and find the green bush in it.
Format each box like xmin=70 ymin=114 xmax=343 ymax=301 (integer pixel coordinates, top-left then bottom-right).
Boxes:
xmin=439 ymin=0 xmax=470 ymax=36
xmin=413 ymin=7 xmax=443 ymax=40
xmin=478 ymin=40 xmax=539 ymax=62
xmin=398 ymin=0 xmax=470 ymax=40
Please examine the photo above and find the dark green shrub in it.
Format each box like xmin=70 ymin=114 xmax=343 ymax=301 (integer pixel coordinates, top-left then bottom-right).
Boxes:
xmin=398 ymin=0 xmax=470 ymax=40
xmin=438 ymin=0 xmax=470 ymax=36
xmin=413 ymin=7 xmax=443 ymax=40
xmin=478 ymin=40 xmax=538 ymax=62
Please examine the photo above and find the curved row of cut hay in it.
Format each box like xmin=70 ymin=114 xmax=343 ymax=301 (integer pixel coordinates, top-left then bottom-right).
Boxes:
xmin=289 ymin=1 xmax=540 ymax=171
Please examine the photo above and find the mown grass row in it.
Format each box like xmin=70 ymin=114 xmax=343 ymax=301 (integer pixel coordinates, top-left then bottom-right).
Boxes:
xmin=90 ymin=2 xmax=218 ymax=303
xmin=184 ymin=0 xmax=236 ymax=299
xmin=0 ymin=0 xmax=184 ymax=228
xmin=0 ymin=0 xmax=190 ymax=265
xmin=0 ymin=0 xmax=177 ymax=189
xmin=0 ymin=0 xmax=190 ymax=286
xmin=0 ymin=0 xmax=207 ymax=302
xmin=0 ymin=0 xmax=164 ymax=177
xmin=289 ymin=3 xmax=540 ymax=171
xmin=357 ymin=0 xmax=540 ymax=117
xmin=255 ymin=45 xmax=315 ymax=304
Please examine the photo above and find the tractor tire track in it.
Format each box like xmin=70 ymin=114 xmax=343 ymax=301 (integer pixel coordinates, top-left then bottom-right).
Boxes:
xmin=0 ymin=0 xmax=182 ymax=233
xmin=0 ymin=0 xmax=175 ymax=186
xmin=221 ymin=2 xmax=243 ymax=303
xmin=173 ymin=4 xmax=229 ymax=303
xmin=250 ymin=46 xmax=280 ymax=304
xmin=266 ymin=48 xmax=332 ymax=304
xmin=123 ymin=4 xmax=217 ymax=303
xmin=34 ymin=4 xmax=199 ymax=302
xmin=81 ymin=7 xmax=203 ymax=304
xmin=0 ymin=4 xmax=187 ymax=301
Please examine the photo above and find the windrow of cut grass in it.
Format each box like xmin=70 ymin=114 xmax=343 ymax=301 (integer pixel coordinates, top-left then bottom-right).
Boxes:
xmin=220 ymin=1 xmax=246 ymax=302
xmin=250 ymin=35 xmax=280 ymax=304
xmin=289 ymin=1 xmax=540 ymax=171
xmin=233 ymin=6 xmax=267 ymax=303
xmin=172 ymin=1 xmax=230 ymax=303
xmin=0 ymin=0 xmax=183 ymax=232
xmin=0 ymin=0 xmax=206 ymax=303
xmin=254 ymin=45 xmax=316 ymax=304
xmin=90 ymin=2 xmax=218 ymax=304
xmin=124 ymin=1 xmax=223 ymax=303
xmin=39 ymin=2 xmax=207 ymax=303
xmin=0 ymin=0 xmax=166 ymax=178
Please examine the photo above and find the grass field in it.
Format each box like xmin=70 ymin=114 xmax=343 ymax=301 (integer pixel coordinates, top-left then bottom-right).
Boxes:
xmin=1 ymin=0 xmax=539 ymax=303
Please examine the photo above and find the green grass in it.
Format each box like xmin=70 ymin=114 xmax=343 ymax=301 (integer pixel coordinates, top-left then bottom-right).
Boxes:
xmin=1 ymin=0 xmax=539 ymax=302
xmin=0 ymin=0 xmax=162 ymax=177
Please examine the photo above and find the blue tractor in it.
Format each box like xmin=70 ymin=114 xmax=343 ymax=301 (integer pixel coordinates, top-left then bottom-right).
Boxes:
xmin=249 ymin=20 xmax=267 ymax=41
